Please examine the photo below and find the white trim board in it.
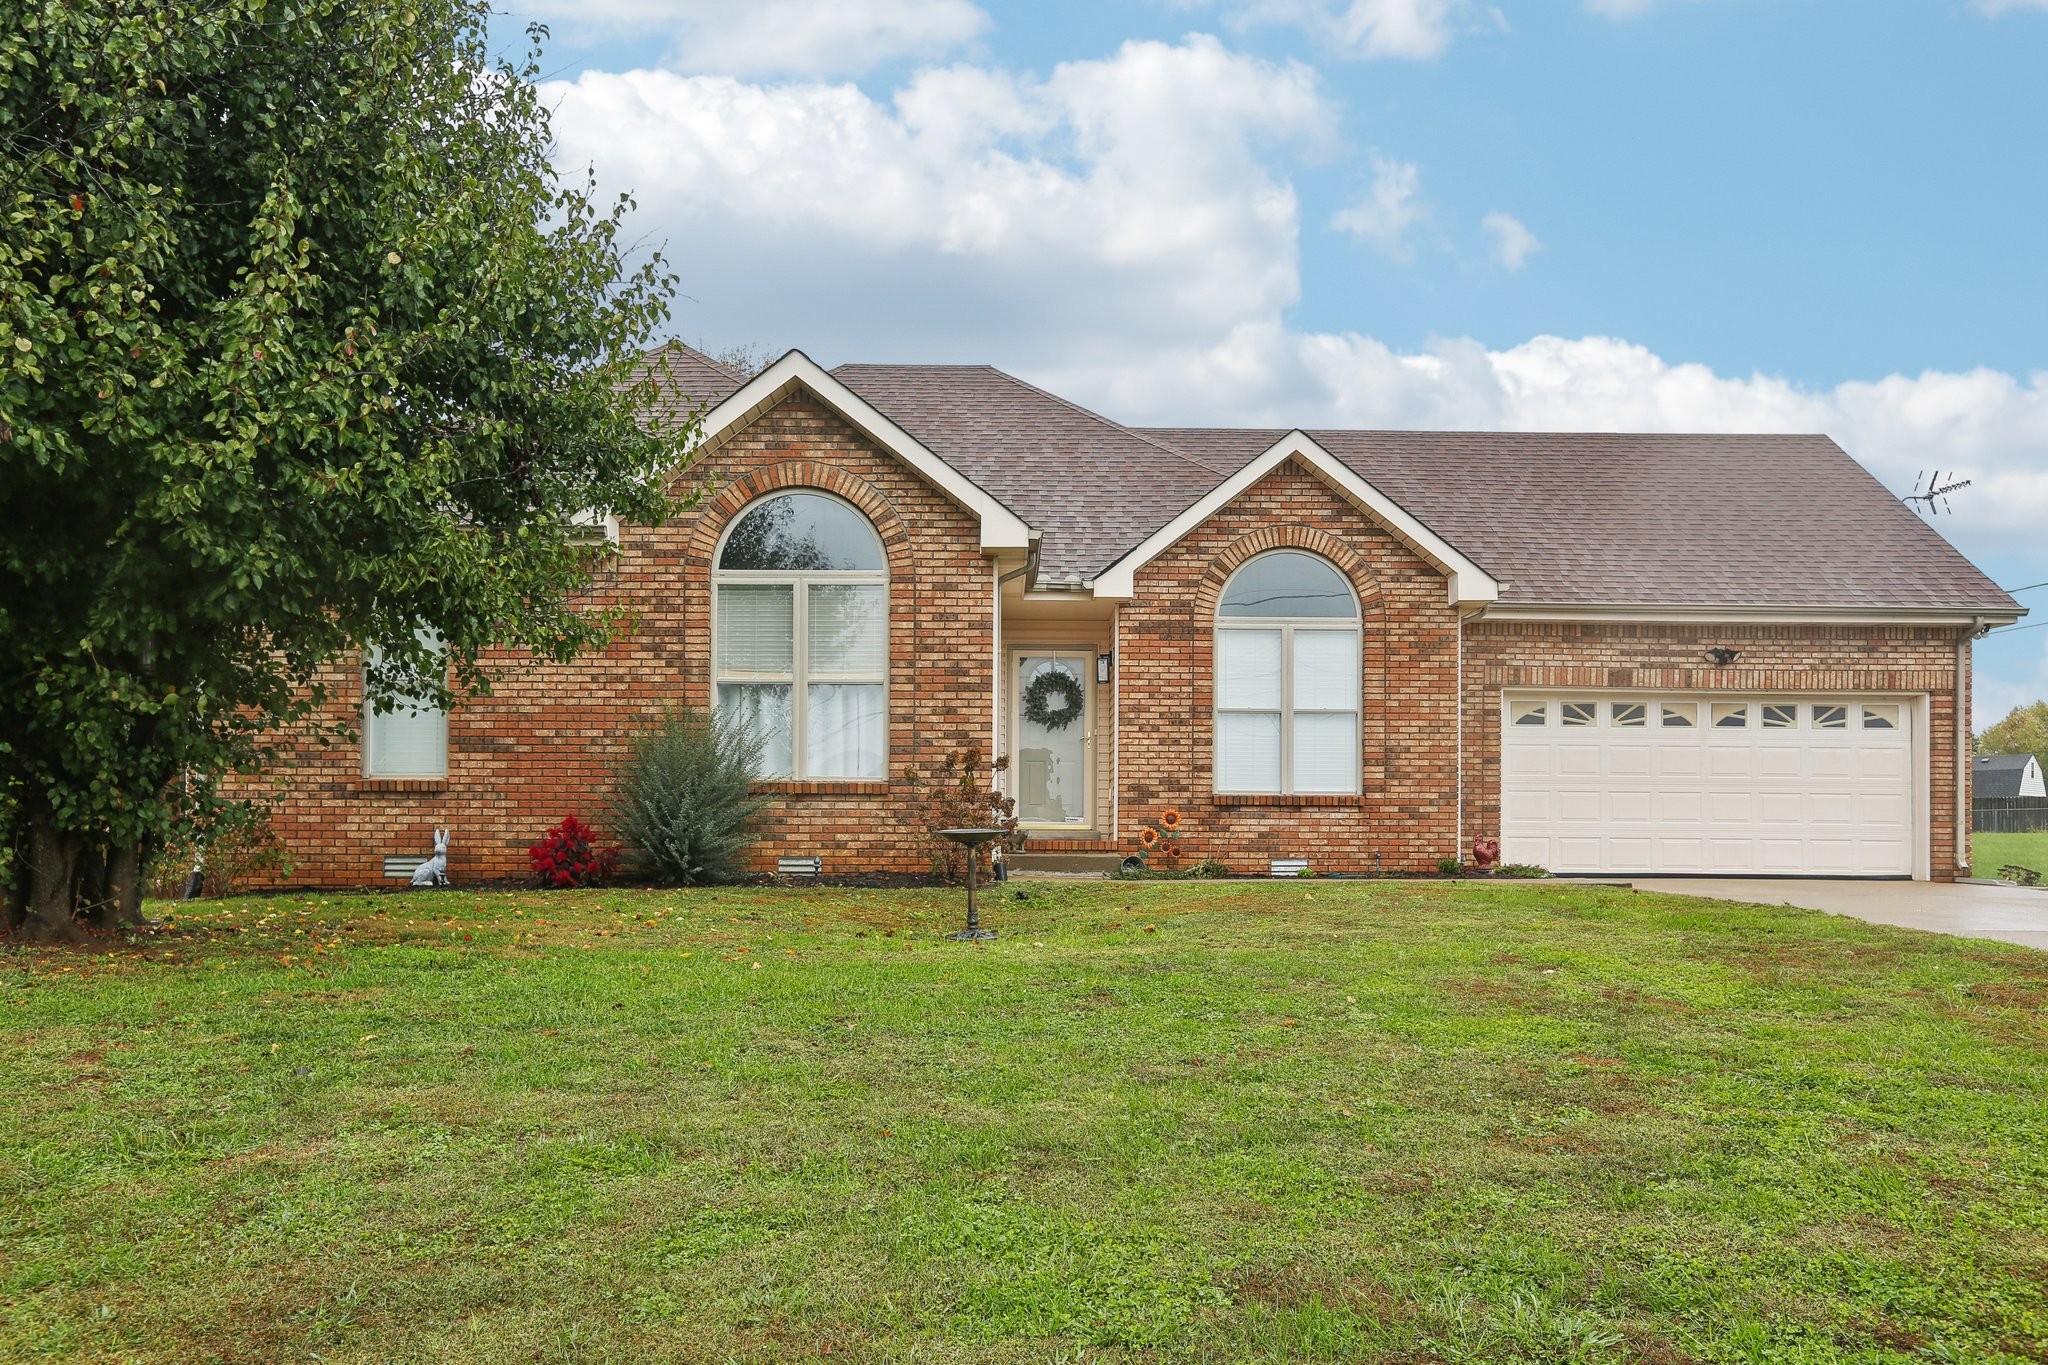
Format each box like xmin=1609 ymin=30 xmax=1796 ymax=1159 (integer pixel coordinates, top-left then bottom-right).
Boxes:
xmin=1090 ymin=430 xmax=1500 ymax=608
xmin=694 ymin=350 xmax=1034 ymax=555
xmin=1479 ymin=604 xmax=2023 ymax=628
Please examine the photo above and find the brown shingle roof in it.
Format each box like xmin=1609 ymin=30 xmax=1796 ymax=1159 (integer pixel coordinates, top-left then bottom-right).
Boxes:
xmin=689 ymin=350 xmax=2013 ymax=613
xmin=1143 ymin=428 xmax=2015 ymax=610
xmin=636 ymin=342 xmax=745 ymax=421
xmin=832 ymin=364 xmax=1234 ymax=582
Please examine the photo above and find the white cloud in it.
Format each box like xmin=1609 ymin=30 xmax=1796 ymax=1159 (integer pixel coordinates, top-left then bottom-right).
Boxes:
xmin=1178 ymin=0 xmax=1495 ymax=60
xmin=544 ymin=37 xmax=1332 ymax=364
xmin=1583 ymin=0 xmax=1659 ymax=16
xmin=541 ymin=39 xmax=2048 ymax=587
xmin=523 ymin=0 xmax=989 ymax=77
xmin=1974 ymin=0 xmax=2048 ymax=14
xmin=1481 ymin=211 xmax=1540 ymax=269
xmin=1330 ymin=155 xmax=1427 ymax=260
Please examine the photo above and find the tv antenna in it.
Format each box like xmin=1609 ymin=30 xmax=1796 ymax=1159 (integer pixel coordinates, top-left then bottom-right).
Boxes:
xmin=1905 ymin=470 xmax=1971 ymax=516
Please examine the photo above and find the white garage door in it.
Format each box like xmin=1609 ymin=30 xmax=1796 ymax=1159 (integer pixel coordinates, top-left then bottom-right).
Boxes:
xmin=1501 ymin=695 xmax=1917 ymax=877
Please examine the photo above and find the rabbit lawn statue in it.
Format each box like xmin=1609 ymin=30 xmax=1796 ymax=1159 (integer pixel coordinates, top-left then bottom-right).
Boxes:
xmin=409 ymin=828 xmax=451 ymax=887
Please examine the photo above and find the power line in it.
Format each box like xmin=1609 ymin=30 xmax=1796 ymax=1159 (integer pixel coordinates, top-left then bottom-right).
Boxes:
xmin=1986 ymin=619 xmax=2048 ymax=637
xmin=2000 ymin=580 xmax=2048 ymax=596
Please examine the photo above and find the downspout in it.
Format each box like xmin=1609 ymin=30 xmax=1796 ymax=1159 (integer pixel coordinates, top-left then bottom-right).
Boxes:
xmin=1457 ymin=603 xmax=1489 ymax=863
xmin=991 ymin=558 xmax=1003 ymax=770
xmin=991 ymin=538 xmax=1040 ymax=801
xmin=1456 ymin=611 xmax=1465 ymax=863
xmin=1957 ymin=619 xmax=1985 ymax=874
xmin=1112 ymin=605 xmax=1122 ymax=846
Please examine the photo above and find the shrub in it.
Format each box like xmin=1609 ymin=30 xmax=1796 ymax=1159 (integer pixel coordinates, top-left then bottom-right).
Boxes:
xmin=609 ymin=707 xmax=770 ymax=886
xmin=1495 ymin=863 xmax=1550 ymax=879
xmin=1437 ymin=857 xmax=1465 ymax=875
xmin=910 ymin=745 xmax=1018 ymax=883
xmin=144 ymin=796 xmax=295 ymax=900
xmin=1186 ymin=857 xmax=1230 ymax=879
xmin=528 ymin=815 xmax=619 ymax=889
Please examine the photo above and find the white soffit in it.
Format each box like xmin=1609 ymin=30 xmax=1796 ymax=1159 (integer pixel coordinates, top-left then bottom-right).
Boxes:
xmin=694 ymin=350 xmax=1034 ymax=554
xmin=1092 ymin=430 xmax=1500 ymax=606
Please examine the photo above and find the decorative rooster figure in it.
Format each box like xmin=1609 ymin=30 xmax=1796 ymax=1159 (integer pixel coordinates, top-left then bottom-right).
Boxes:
xmin=409 ymin=828 xmax=451 ymax=887
xmin=1470 ymin=836 xmax=1501 ymax=872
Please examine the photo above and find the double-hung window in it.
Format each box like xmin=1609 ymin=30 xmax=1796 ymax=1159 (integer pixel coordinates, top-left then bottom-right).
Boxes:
xmin=1213 ymin=551 xmax=1361 ymax=795
xmin=363 ymin=632 xmax=448 ymax=779
xmin=714 ymin=491 xmax=888 ymax=779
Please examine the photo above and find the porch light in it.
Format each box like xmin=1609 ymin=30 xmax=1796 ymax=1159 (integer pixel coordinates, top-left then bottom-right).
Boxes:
xmin=1097 ymin=653 xmax=1112 ymax=683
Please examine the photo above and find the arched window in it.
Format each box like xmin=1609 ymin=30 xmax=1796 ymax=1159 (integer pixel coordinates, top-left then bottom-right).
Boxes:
xmin=1214 ymin=550 xmax=1360 ymax=794
xmin=714 ymin=492 xmax=887 ymax=779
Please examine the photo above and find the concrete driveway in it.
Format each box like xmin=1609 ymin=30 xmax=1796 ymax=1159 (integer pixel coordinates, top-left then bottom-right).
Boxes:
xmin=1632 ymin=878 xmax=2048 ymax=950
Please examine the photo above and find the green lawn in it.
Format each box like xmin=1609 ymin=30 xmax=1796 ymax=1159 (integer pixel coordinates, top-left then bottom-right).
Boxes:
xmin=4 ymin=881 xmax=2045 ymax=1364
xmin=1975 ymin=830 xmax=2048 ymax=881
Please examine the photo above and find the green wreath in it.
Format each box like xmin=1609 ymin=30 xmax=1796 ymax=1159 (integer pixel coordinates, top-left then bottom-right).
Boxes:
xmin=1022 ymin=665 xmax=1085 ymax=732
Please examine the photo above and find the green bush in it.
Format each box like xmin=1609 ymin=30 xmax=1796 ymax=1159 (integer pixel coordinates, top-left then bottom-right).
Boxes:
xmin=1437 ymin=857 xmax=1465 ymax=875
xmin=1495 ymin=862 xmax=1550 ymax=879
xmin=609 ymin=708 xmax=770 ymax=886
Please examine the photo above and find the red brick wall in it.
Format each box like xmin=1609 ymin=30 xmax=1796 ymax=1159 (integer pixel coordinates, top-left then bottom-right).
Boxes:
xmin=255 ymin=393 xmax=993 ymax=887
xmin=1114 ymin=458 xmax=1465 ymax=874
xmin=1460 ymin=620 xmax=1971 ymax=880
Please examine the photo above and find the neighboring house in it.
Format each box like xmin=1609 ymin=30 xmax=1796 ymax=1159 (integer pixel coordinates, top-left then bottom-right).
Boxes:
xmin=263 ymin=344 xmax=2024 ymax=886
xmin=1975 ymin=753 xmax=2047 ymax=801
xmin=1972 ymin=753 xmax=2048 ymax=834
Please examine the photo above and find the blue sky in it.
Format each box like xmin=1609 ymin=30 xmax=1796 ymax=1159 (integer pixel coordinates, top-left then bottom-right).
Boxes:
xmin=496 ymin=0 xmax=2048 ymax=719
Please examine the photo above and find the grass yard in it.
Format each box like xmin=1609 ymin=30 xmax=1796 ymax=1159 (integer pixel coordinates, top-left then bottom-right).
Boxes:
xmin=1975 ymin=830 xmax=2048 ymax=881
xmin=3 ymin=881 xmax=2046 ymax=1364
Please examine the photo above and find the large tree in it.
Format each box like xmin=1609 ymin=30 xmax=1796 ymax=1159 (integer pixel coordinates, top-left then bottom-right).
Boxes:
xmin=1977 ymin=701 xmax=2048 ymax=758
xmin=0 ymin=1 xmax=692 ymax=941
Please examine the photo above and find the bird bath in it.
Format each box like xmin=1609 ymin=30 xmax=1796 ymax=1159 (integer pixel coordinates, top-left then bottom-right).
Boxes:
xmin=936 ymin=828 xmax=1008 ymax=941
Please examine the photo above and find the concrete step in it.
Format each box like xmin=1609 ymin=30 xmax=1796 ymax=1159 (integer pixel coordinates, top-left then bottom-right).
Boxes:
xmin=1007 ymin=850 xmax=1126 ymax=874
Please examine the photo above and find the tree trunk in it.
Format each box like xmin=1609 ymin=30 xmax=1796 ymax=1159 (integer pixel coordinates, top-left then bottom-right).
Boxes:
xmin=17 ymin=805 xmax=90 ymax=944
xmin=101 ymin=842 xmax=146 ymax=928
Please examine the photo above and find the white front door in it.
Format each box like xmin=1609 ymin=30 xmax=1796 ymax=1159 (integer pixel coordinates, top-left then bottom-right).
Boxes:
xmin=1501 ymin=694 xmax=1918 ymax=877
xmin=1013 ymin=652 xmax=1092 ymax=827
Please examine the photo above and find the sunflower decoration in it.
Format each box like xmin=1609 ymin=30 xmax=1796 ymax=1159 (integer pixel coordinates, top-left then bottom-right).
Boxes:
xmin=1128 ymin=809 xmax=1191 ymax=870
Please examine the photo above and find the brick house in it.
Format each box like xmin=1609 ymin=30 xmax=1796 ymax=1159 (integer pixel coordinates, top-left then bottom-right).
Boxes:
xmin=267 ymin=344 xmax=2023 ymax=886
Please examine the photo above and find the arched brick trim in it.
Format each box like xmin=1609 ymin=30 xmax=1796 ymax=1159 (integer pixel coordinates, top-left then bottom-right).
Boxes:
xmin=1194 ymin=525 xmax=1392 ymax=796
xmin=685 ymin=463 xmax=914 ymax=578
xmin=1193 ymin=522 xmax=1385 ymax=617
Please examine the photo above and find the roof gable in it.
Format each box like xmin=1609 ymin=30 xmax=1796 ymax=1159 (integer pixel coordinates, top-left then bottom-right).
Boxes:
xmin=698 ymin=351 xmax=1033 ymax=554
xmin=1092 ymin=431 xmax=1499 ymax=606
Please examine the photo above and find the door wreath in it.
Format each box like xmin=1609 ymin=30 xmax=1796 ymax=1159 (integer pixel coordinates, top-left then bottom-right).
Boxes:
xmin=1021 ymin=665 xmax=1085 ymax=732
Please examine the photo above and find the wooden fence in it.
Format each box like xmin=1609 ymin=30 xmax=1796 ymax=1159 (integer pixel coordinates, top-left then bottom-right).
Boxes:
xmin=1972 ymin=796 xmax=2048 ymax=833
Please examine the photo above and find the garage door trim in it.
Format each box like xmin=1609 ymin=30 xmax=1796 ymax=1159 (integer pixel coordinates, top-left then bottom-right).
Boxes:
xmin=1498 ymin=690 xmax=1930 ymax=881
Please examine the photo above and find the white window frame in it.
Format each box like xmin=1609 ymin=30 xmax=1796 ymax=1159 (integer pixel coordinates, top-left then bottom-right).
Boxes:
xmin=712 ymin=491 xmax=889 ymax=781
xmin=1213 ymin=553 xmax=1362 ymax=796
xmin=362 ymin=638 xmax=448 ymax=780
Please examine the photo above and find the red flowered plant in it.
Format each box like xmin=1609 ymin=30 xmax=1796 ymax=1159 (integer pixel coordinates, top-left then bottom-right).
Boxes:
xmin=528 ymin=814 xmax=621 ymax=889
